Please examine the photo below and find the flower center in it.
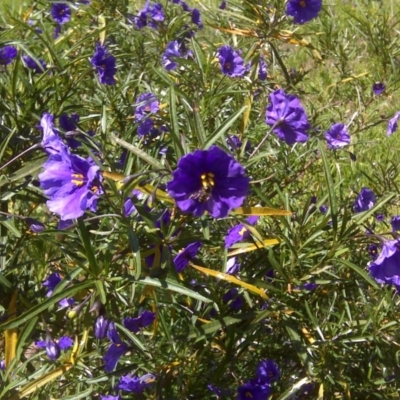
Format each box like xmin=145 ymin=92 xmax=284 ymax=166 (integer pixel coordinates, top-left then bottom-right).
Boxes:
xmin=239 ymin=226 xmax=247 ymax=236
xmin=201 ymin=172 xmax=215 ymax=188
xmin=189 ymin=172 xmax=215 ymax=203
xmin=71 ymin=173 xmax=85 ymax=187
xmin=299 ymin=0 xmax=307 ymax=7
xmin=225 ymin=62 xmax=232 ymax=71
xmin=245 ymin=392 xmax=253 ymax=398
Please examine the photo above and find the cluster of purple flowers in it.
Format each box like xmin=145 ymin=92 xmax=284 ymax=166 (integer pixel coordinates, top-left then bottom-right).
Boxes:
xmin=132 ymin=1 xmax=165 ymax=29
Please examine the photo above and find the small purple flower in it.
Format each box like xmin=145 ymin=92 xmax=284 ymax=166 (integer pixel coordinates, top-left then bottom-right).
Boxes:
xmin=58 ymin=336 xmax=74 ymax=350
xmin=23 ymin=55 xmax=46 ymax=73
xmin=266 ymin=89 xmax=310 ymax=145
xmin=319 ymin=205 xmax=327 ymax=214
xmin=219 ymin=1 xmax=227 ymax=9
xmin=0 ymin=359 xmax=5 ymax=370
xmin=50 ymin=3 xmax=71 ymax=25
xmin=118 ymin=373 xmax=155 ymax=392
xmin=42 ymin=272 xmax=74 ymax=308
xmin=217 ymin=45 xmax=249 ymax=78
xmin=191 ymin=8 xmax=203 ymax=29
xmin=0 ymin=45 xmax=17 ymax=65
xmin=237 ymin=381 xmax=270 ymax=400
xmin=38 ymin=144 xmax=103 ymax=220
xmin=123 ymin=310 xmax=156 ymax=333
xmin=373 ymin=82 xmax=385 ymax=96
xmin=59 ymin=113 xmax=83 ymax=148
xmin=223 ymin=288 xmax=244 ymax=311
xmin=387 ymin=112 xmax=400 ymax=136
xmin=25 ymin=218 xmax=46 ymax=233
xmin=133 ymin=2 xmax=165 ymax=29
xmin=369 ymin=240 xmax=400 ymax=292
xmin=100 ymin=396 xmax=121 ymax=400
xmin=45 ymin=340 xmax=61 ymax=361
xmin=258 ymin=58 xmax=267 ymax=81
xmin=391 ymin=216 xmax=400 ymax=231
xmin=255 ymin=359 xmax=280 ymax=384
xmin=135 ymin=92 xmax=159 ymax=121
xmin=325 ymin=123 xmax=350 ymax=150
xmin=302 ymin=282 xmax=318 ymax=291
xmin=286 ymin=0 xmax=322 ymax=25
xmin=94 ymin=315 xmax=110 ymax=339
xmin=376 ymin=213 xmax=385 ymax=222
xmin=90 ymin=44 xmax=117 ymax=85
xmin=226 ymin=257 xmax=240 ymax=275
xmin=368 ymin=244 xmax=379 ymax=260
xmin=103 ymin=322 xmax=128 ymax=372
xmin=167 ymin=146 xmax=250 ymax=218
xmin=353 ymin=187 xmax=376 ymax=213
xmin=225 ymin=216 xmax=259 ymax=248
xmin=174 ymin=242 xmax=202 ymax=272
xmin=162 ymin=40 xmax=191 ymax=71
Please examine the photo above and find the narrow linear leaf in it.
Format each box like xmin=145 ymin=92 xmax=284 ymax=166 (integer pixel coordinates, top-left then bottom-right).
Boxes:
xmin=234 ymin=206 xmax=292 ymax=216
xmin=191 ymin=264 xmax=268 ymax=299
xmin=227 ymin=238 xmax=279 ymax=257
xmin=5 ymin=290 xmax=18 ymax=368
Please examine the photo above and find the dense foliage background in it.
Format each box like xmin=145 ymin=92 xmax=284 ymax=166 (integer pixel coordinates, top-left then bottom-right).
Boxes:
xmin=1 ymin=0 xmax=400 ymax=399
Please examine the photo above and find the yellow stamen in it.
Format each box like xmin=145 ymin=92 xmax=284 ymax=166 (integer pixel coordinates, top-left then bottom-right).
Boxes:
xmin=239 ymin=227 xmax=247 ymax=236
xmin=299 ymin=0 xmax=306 ymax=7
xmin=71 ymin=173 xmax=84 ymax=187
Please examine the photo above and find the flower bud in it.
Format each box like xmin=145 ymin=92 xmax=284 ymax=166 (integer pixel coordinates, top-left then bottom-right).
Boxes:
xmin=94 ymin=315 xmax=110 ymax=339
xmin=46 ymin=340 xmax=60 ymax=361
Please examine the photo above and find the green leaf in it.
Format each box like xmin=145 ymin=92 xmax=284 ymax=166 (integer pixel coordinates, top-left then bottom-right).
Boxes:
xmin=334 ymin=259 xmax=380 ymax=289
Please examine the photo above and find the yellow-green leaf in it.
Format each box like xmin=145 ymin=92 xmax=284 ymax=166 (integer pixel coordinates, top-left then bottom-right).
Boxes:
xmin=191 ymin=264 xmax=268 ymax=299
xmin=227 ymin=238 xmax=279 ymax=257
xmin=98 ymin=15 xmax=106 ymax=45
xmin=5 ymin=290 xmax=18 ymax=368
xmin=234 ymin=206 xmax=291 ymax=216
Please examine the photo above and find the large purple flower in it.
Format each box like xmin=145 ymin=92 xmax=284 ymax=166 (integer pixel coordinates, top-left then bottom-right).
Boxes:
xmin=174 ymin=241 xmax=202 ymax=272
xmin=118 ymin=373 xmax=155 ymax=392
xmin=387 ymin=112 xmax=400 ymax=136
xmin=369 ymin=240 xmax=400 ymax=292
xmin=255 ymin=359 xmax=280 ymax=384
xmin=217 ymin=45 xmax=249 ymax=78
xmin=167 ymin=146 xmax=250 ymax=218
xmin=265 ymin=89 xmax=310 ymax=145
xmin=162 ymin=40 xmax=191 ymax=71
xmin=0 ymin=45 xmax=17 ymax=65
xmin=225 ymin=216 xmax=259 ymax=248
xmin=123 ymin=310 xmax=156 ymax=333
xmin=38 ymin=144 xmax=103 ymax=220
xmin=286 ymin=0 xmax=322 ymax=25
xmin=50 ymin=3 xmax=71 ymax=25
xmin=103 ymin=322 xmax=128 ymax=372
xmin=353 ymin=187 xmax=375 ymax=213
xmin=325 ymin=123 xmax=350 ymax=150
xmin=91 ymin=44 xmax=117 ymax=85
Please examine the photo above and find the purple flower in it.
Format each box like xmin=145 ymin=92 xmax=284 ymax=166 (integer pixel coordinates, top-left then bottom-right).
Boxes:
xmin=219 ymin=1 xmax=227 ymax=9
xmin=39 ymin=144 xmax=103 ymax=220
xmin=103 ymin=322 xmax=128 ymax=372
xmin=0 ymin=45 xmax=17 ymax=65
xmin=25 ymin=218 xmax=46 ymax=233
xmin=174 ymin=242 xmax=202 ymax=272
xmin=369 ymin=240 xmax=400 ymax=292
xmin=368 ymin=244 xmax=379 ymax=260
xmin=387 ymin=112 xmax=400 ymax=136
xmin=94 ymin=315 xmax=110 ymax=339
xmin=123 ymin=310 xmax=156 ymax=333
xmin=373 ymin=82 xmax=385 ymax=95
xmin=258 ymin=58 xmax=267 ymax=81
xmin=353 ymin=187 xmax=376 ymax=213
xmin=325 ymin=123 xmax=350 ymax=150
xmin=50 ymin=3 xmax=71 ymax=25
xmin=302 ymin=282 xmax=318 ymax=291
xmin=255 ymin=359 xmax=280 ymax=384
xmin=58 ymin=336 xmax=74 ymax=350
xmin=223 ymin=288 xmax=244 ymax=311
xmin=90 ymin=44 xmax=117 ymax=85
xmin=266 ymin=89 xmax=310 ymax=145
xmin=391 ymin=216 xmax=400 ymax=231
xmin=100 ymin=396 xmax=121 ymax=400
xmin=191 ymin=8 xmax=203 ymax=28
xmin=135 ymin=92 xmax=159 ymax=121
xmin=376 ymin=213 xmax=384 ymax=222
xmin=225 ymin=216 xmax=259 ymax=248
xmin=0 ymin=360 xmax=4 ymax=370
xmin=45 ymin=340 xmax=61 ymax=361
xmin=167 ymin=146 xmax=250 ymax=218
xmin=59 ymin=113 xmax=83 ymax=148
xmin=40 ymin=113 xmax=64 ymax=155
xmin=162 ymin=40 xmax=191 ymax=71
xmin=226 ymin=257 xmax=240 ymax=275
xmin=23 ymin=56 xmax=46 ymax=73
xmin=237 ymin=381 xmax=270 ymax=400
xmin=286 ymin=0 xmax=322 ymax=25
xmin=319 ymin=205 xmax=327 ymax=214
xmin=118 ymin=373 xmax=155 ymax=392
xmin=133 ymin=2 xmax=165 ymax=29
xmin=217 ymin=45 xmax=249 ymax=78
xmin=42 ymin=272 xmax=74 ymax=308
